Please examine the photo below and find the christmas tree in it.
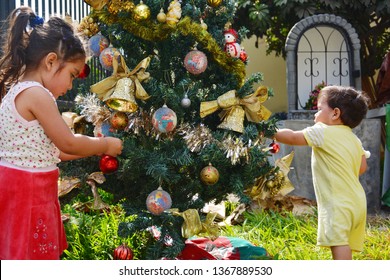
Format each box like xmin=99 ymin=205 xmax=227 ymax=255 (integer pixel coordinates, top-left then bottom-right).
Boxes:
xmin=61 ymin=0 xmax=282 ymax=259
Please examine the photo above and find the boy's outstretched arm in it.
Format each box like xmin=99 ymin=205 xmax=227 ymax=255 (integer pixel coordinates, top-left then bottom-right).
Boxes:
xmin=274 ymin=129 xmax=308 ymax=146
xmin=359 ymin=155 xmax=367 ymax=175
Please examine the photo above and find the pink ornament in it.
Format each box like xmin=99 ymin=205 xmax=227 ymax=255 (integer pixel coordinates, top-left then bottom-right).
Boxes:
xmin=184 ymin=50 xmax=208 ymax=75
xmin=224 ymin=29 xmax=241 ymax=58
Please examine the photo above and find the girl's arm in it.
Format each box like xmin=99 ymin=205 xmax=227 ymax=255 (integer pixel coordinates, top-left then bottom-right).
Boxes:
xmin=274 ymin=128 xmax=308 ymax=146
xmin=21 ymin=87 xmax=122 ymax=157
xmin=59 ymin=151 xmax=84 ymax=161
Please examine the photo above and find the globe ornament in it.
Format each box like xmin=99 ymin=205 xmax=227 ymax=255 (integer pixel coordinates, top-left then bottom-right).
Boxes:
xmin=100 ymin=121 xmax=115 ymax=136
xmin=88 ymin=33 xmax=109 ymax=57
xmin=109 ymin=111 xmax=129 ymax=130
xmin=99 ymin=47 xmax=121 ymax=71
xmin=184 ymin=50 xmax=208 ymax=75
xmin=152 ymin=104 xmax=177 ymax=133
xmin=133 ymin=1 xmax=151 ymax=22
xmin=207 ymin=0 xmax=223 ymax=8
xmin=146 ymin=187 xmax=172 ymax=215
xmin=200 ymin=163 xmax=219 ymax=185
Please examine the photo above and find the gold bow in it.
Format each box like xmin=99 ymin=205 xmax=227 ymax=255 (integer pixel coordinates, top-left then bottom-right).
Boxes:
xmin=84 ymin=0 xmax=109 ymax=10
xmin=200 ymin=86 xmax=271 ymax=133
xmin=247 ymin=151 xmax=295 ymax=201
xmin=172 ymin=209 xmax=220 ymax=240
xmin=90 ymin=56 xmax=151 ymax=112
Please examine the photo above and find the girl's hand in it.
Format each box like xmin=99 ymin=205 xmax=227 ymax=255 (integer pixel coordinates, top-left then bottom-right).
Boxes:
xmin=104 ymin=137 xmax=123 ymax=157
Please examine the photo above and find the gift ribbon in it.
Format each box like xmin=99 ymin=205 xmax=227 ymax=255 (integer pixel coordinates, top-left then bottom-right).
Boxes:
xmin=200 ymin=86 xmax=271 ymax=133
xmin=171 ymin=209 xmax=219 ymax=240
xmin=90 ymin=56 xmax=151 ymax=111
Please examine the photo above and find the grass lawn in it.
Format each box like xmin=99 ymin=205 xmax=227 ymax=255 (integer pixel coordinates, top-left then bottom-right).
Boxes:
xmin=61 ymin=194 xmax=390 ymax=260
xmin=221 ymin=209 xmax=390 ymax=260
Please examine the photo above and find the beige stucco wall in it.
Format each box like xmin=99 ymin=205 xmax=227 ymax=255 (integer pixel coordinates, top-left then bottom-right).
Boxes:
xmin=242 ymin=36 xmax=288 ymax=115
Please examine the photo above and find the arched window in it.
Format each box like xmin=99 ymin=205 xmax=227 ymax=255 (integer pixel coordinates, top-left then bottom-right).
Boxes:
xmin=297 ymin=26 xmax=351 ymax=109
xmin=286 ymin=14 xmax=361 ymax=115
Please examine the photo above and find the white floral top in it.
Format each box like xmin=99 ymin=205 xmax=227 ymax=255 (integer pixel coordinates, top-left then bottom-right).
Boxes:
xmin=0 ymin=81 xmax=60 ymax=168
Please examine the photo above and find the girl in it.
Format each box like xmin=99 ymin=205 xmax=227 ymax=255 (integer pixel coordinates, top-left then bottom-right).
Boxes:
xmin=0 ymin=7 xmax=123 ymax=259
xmin=273 ymin=85 xmax=370 ymax=260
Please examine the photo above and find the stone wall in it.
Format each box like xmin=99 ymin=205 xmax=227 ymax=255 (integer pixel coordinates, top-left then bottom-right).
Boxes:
xmin=272 ymin=119 xmax=382 ymax=213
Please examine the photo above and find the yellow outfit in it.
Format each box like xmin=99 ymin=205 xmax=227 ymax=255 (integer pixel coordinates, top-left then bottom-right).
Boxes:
xmin=303 ymin=122 xmax=366 ymax=251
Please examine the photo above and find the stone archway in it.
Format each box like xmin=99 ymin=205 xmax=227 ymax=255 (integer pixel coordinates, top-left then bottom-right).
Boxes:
xmin=285 ymin=14 xmax=361 ymax=116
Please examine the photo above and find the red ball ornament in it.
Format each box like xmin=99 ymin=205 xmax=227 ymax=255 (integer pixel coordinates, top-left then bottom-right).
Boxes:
xmin=78 ymin=63 xmax=90 ymax=79
xmin=99 ymin=154 xmax=119 ymax=174
xmin=269 ymin=141 xmax=280 ymax=154
xmin=113 ymin=243 xmax=133 ymax=260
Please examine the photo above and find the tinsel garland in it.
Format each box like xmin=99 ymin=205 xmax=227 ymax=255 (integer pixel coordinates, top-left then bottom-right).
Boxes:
xmin=178 ymin=123 xmax=264 ymax=165
xmin=90 ymin=9 xmax=246 ymax=87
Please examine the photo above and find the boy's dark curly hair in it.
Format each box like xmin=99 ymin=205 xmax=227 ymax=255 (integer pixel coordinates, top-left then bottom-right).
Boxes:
xmin=319 ymin=85 xmax=370 ymax=128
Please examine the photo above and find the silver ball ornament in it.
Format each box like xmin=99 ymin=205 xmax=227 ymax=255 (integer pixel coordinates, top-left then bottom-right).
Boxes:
xmin=181 ymin=94 xmax=191 ymax=108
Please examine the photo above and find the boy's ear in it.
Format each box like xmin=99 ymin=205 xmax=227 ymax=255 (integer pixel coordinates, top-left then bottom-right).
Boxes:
xmin=45 ymin=52 xmax=58 ymax=70
xmin=332 ymin=107 xmax=341 ymax=120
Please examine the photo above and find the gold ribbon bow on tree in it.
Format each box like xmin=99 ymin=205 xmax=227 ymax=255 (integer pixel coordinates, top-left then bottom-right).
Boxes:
xmin=247 ymin=151 xmax=295 ymax=201
xmin=200 ymin=86 xmax=272 ymax=133
xmin=90 ymin=55 xmax=151 ymax=113
xmin=84 ymin=0 xmax=109 ymax=10
xmin=172 ymin=209 xmax=220 ymax=240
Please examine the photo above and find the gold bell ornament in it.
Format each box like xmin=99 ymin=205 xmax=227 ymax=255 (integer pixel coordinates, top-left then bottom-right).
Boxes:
xmin=90 ymin=56 xmax=151 ymax=113
xmin=200 ymin=163 xmax=219 ymax=185
xmin=106 ymin=77 xmax=138 ymax=113
xmin=218 ymin=105 xmax=245 ymax=133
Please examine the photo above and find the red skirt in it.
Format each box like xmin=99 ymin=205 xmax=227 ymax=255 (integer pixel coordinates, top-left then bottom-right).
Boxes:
xmin=0 ymin=165 xmax=67 ymax=260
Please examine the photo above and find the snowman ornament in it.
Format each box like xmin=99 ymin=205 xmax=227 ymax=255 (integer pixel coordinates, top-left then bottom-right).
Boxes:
xmin=224 ymin=29 xmax=241 ymax=58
